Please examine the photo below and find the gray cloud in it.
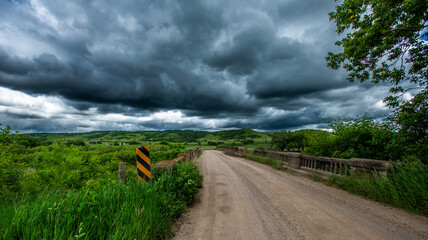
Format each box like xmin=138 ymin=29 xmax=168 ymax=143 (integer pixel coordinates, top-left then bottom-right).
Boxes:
xmin=0 ymin=0 xmax=393 ymax=132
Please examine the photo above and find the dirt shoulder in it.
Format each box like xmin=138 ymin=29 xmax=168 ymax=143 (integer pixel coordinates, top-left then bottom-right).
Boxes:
xmin=173 ymin=150 xmax=428 ymax=240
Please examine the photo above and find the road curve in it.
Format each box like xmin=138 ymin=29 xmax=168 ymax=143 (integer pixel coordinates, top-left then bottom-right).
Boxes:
xmin=172 ymin=150 xmax=428 ymax=240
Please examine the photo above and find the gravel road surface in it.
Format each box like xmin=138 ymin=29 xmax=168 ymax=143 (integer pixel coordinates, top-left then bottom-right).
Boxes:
xmin=173 ymin=150 xmax=428 ymax=240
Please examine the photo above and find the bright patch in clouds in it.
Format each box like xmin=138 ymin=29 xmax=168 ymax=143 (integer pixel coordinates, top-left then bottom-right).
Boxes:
xmin=0 ymin=87 xmax=76 ymax=117
xmin=0 ymin=87 xmax=229 ymax=132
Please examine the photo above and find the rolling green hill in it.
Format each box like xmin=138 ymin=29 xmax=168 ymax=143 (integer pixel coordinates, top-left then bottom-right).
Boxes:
xmin=29 ymin=128 xmax=270 ymax=147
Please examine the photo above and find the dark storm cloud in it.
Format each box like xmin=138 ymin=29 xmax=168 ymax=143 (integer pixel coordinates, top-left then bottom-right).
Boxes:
xmin=246 ymin=41 xmax=349 ymax=100
xmin=220 ymin=108 xmax=326 ymax=131
xmin=0 ymin=0 xmax=392 ymax=131
xmin=3 ymin=111 xmax=43 ymax=120
xmin=277 ymin=0 xmax=334 ymax=22
xmin=0 ymin=48 xmax=35 ymax=74
xmin=205 ymin=20 xmax=275 ymax=75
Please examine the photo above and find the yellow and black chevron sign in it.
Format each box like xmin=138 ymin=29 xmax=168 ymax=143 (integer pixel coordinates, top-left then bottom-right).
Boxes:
xmin=136 ymin=146 xmax=151 ymax=183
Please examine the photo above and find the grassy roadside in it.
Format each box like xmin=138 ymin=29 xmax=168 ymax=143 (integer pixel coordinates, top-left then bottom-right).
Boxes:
xmin=224 ymin=150 xmax=283 ymax=170
xmin=0 ymin=162 xmax=203 ymax=240
xmin=197 ymin=148 xmax=203 ymax=157
xmin=326 ymin=161 xmax=428 ymax=216
xmin=241 ymin=153 xmax=283 ymax=170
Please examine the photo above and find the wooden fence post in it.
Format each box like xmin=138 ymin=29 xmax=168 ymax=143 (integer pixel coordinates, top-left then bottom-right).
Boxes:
xmin=118 ymin=162 xmax=126 ymax=184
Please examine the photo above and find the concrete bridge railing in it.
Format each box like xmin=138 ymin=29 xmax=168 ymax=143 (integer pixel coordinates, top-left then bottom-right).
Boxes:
xmin=217 ymin=146 xmax=394 ymax=178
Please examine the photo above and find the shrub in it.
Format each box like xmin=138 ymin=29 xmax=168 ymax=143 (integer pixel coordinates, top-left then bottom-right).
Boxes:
xmin=65 ymin=140 xmax=86 ymax=146
xmin=13 ymin=135 xmax=42 ymax=148
xmin=0 ymin=150 xmax=24 ymax=200
xmin=155 ymin=162 xmax=203 ymax=207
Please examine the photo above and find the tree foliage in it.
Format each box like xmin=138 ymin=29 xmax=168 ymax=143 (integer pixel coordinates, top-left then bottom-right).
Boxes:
xmin=0 ymin=124 xmax=14 ymax=145
xmin=304 ymin=130 xmax=337 ymax=157
xmin=329 ymin=116 xmax=398 ymax=159
xmin=271 ymin=130 xmax=307 ymax=152
xmin=327 ymin=0 xmax=427 ymax=93
xmin=327 ymin=0 xmax=428 ymax=143
xmin=303 ymin=116 xmax=426 ymax=163
xmin=13 ymin=135 xmax=42 ymax=148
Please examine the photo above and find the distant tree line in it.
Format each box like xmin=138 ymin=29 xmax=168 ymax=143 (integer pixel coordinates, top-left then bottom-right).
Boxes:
xmin=208 ymin=141 xmax=225 ymax=146
xmin=271 ymin=130 xmax=307 ymax=152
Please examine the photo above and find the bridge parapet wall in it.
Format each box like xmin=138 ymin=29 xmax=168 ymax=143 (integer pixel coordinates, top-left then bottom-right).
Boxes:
xmin=216 ymin=146 xmax=394 ymax=177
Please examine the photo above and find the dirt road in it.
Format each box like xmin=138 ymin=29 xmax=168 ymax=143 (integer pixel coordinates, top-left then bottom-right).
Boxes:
xmin=173 ymin=150 xmax=428 ymax=240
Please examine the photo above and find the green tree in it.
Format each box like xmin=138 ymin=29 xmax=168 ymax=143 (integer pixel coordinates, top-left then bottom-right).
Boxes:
xmin=271 ymin=130 xmax=290 ymax=151
xmin=304 ymin=130 xmax=337 ymax=157
xmin=271 ymin=130 xmax=307 ymax=152
xmin=65 ymin=140 xmax=86 ymax=146
xmin=292 ymin=131 xmax=308 ymax=152
xmin=330 ymin=116 xmax=398 ymax=160
xmin=327 ymin=0 xmax=427 ymax=142
xmin=0 ymin=124 xmax=14 ymax=145
xmin=14 ymin=135 xmax=42 ymax=148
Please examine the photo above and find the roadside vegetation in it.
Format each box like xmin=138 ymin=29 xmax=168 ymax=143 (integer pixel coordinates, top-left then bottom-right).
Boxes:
xmin=327 ymin=161 xmax=428 ymax=216
xmin=0 ymin=124 xmax=202 ymax=239
xmin=225 ymin=149 xmax=283 ymax=170
xmin=241 ymin=153 xmax=283 ymax=170
xmin=0 ymin=136 xmax=188 ymax=200
xmin=269 ymin=116 xmax=426 ymax=163
xmin=0 ymin=162 xmax=203 ymax=239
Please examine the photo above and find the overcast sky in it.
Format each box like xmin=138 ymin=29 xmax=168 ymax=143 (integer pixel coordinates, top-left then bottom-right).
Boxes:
xmin=0 ymin=0 xmax=395 ymax=133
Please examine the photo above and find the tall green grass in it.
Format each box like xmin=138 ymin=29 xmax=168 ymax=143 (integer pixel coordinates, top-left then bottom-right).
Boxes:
xmin=327 ymin=161 xmax=428 ymax=216
xmin=1 ymin=184 xmax=171 ymax=240
xmin=0 ymin=162 xmax=203 ymax=240
xmin=241 ymin=153 xmax=283 ymax=170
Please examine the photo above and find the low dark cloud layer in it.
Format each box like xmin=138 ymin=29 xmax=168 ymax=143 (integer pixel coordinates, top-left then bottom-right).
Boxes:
xmin=0 ymin=0 xmax=392 ymax=132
